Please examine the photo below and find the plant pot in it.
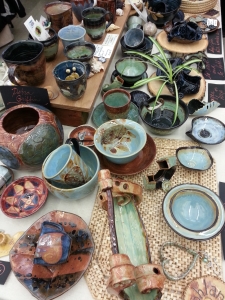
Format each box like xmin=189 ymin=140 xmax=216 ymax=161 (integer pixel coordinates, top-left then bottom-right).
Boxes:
xmin=0 ymin=104 xmax=64 ymax=170
xmin=139 ymin=95 xmax=189 ymax=135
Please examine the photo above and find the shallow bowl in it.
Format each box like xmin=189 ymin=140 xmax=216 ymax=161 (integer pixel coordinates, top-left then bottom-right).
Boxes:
xmin=42 ymin=145 xmax=100 ymax=200
xmin=120 ymin=36 xmax=153 ymax=56
xmin=68 ymin=124 xmax=96 ymax=147
xmin=64 ymin=41 xmax=95 ymax=62
xmin=94 ymin=119 xmax=147 ymax=164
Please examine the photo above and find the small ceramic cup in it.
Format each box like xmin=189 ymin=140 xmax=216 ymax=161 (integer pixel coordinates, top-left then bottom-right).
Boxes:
xmin=53 ymin=60 xmax=90 ymax=100
xmin=82 ymin=6 xmax=113 ymax=41
xmin=103 ymin=88 xmax=131 ymax=120
xmin=42 ymin=143 xmax=92 ymax=188
xmin=58 ymin=25 xmax=86 ymax=48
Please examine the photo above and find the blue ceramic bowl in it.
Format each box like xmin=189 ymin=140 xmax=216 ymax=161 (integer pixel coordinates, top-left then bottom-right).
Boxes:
xmin=58 ymin=25 xmax=86 ymax=48
xmin=42 ymin=145 xmax=100 ymax=200
xmin=94 ymin=119 xmax=147 ymax=164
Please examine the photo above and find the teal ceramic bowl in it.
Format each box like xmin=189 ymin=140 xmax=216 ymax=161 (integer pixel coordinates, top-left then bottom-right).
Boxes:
xmin=42 ymin=145 xmax=100 ymax=200
xmin=163 ymin=183 xmax=225 ymax=240
xmin=115 ymin=57 xmax=147 ymax=84
xmin=64 ymin=41 xmax=96 ymax=62
xmin=94 ymin=119 xmax=147 ymax=164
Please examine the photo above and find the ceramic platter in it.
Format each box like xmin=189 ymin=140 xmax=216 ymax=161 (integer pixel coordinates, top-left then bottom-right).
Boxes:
xmin=92 ymin=102 xmax=139 ymax=127
xmin=0 ymin=176 xmax=48 ymax=219
xmin=186 ymin=15 xmax=220 ymax=34
xmin=163 ymin=183 xmax=225 ymax=240
xmin=9 ymin=210 xmax=94 ymax=300
xmin=96 ymin=133 xmax=156 ymax=175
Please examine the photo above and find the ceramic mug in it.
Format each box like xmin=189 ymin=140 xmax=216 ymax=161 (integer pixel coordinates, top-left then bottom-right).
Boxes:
xmin=82 ymin=6 xmax=113 ymax=41
xmin=2 ymin=40 xmax=46 ymax=86
xmin=43 ymin=143 xmax=92 ymax=188
xmin=103 ymin=88 xmax=131 ymax=120
xmin=53 ymin=60 xmax=90 ymax=100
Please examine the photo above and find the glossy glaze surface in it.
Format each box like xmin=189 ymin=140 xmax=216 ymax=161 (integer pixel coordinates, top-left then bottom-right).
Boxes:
xmin=68 ymin=125 xmax=96 ymax=146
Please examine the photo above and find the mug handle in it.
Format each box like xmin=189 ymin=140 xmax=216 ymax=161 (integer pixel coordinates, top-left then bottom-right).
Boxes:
xmin=85 ymin=63 xmax=91 ymax=78
xmin=104 ymin=11 xmax=114 ymax=29
xmin=8 ymin=64 xmax=27 ymax=86
xmin=65 ymin=138 xmax=81 ymax=156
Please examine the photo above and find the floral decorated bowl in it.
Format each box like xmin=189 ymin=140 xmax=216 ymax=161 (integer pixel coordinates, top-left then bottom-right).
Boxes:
xmin=94 ymin=119 xmax=147 ymax=164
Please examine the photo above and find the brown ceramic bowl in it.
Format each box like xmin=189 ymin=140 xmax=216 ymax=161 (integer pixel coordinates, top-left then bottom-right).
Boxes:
xmin=103 ymin=88 xmax=131 ymax=120
xmin=68 ymin=125 xmax=96 ymax=147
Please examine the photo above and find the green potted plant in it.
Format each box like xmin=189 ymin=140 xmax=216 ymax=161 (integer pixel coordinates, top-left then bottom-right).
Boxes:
xmin=126 ymin=37 xmax=202 ymax=128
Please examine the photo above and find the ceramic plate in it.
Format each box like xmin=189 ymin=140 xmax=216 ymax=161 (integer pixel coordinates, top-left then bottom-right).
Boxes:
xmin=9 ymin=210 xmax=94 ymax=300
xmin=163 ymin=183 xmax=225 ymax=240
xmin=0 ymin=176 xmax=48 ymax=219
xmin=68 ymin=124 xmax=96 ymax=146
xmin=111 ymin=70 xmax=148 ymax=90
xmin=92 ymin=102 xmax=139 ymax=127
xmin=95 ymin=133 xmax=156 ymax=175
xmin=187 ymin=15 xmax=220 ymax=33
xmin=176 ymin=146 xmax=213 ymax=171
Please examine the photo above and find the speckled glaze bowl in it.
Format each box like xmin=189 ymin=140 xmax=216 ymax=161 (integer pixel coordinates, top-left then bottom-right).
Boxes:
xmin=42 ymin=145 xmax=100 ymax=200
xmin=94 ymin=119 xmax=147 ymax=164
xmin=64 ymin=41 xmax=96 ymax=62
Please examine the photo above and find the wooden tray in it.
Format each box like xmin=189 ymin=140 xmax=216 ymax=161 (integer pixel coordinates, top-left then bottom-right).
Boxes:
xmin=39 ymin=5 xmax=131 ymax=127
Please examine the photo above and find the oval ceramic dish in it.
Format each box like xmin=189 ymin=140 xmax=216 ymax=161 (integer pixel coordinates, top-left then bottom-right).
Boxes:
xmin=162 ymin=183 xmax=225 ymax=240
xmin=176 ymin=146 xmax=213 ymax=171
xmin=186 ymin=116 xmax=225 ymax=145
xmin=187 ymin=15 xmax=220 ymax=34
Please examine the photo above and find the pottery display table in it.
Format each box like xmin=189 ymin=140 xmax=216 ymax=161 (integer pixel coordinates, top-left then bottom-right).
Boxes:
xmin=39 ymin=5 xmax=131 ymax=127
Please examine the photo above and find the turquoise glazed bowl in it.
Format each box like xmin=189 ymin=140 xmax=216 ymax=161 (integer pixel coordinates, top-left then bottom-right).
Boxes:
xmin=94 ymin=119 xmax=147 ymax=164
xmin=64 ymin=41 xmax=96 ymax=62
xmin=115 ymin=57 xmax=147 ymax=84
xmin=42 ymin=145 xmax=100 ymax=200
xmin=163 ymin=183 xmax=225 ymax=240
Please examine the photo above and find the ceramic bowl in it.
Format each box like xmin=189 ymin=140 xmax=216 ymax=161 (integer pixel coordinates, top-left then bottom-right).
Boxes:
xmin=115 ymin=57 xmax=147 ymax=84
xmin=187 ymin=99 xmax=220 ymax=116
xmin=124 ymin=28 xmax=145 ymax=49
xmin=94 ymin=119 xmax=147 ymax=164
xmin=42 ymin=145 xmax=100 ymax=200
xmin=58 ymin=25 xmax=86 ymax=48
xmin=120 ymin=36 xmax=153 ymax=56
xmin=64 ymin=41 xmax=96 ymax=62
xmin=176 ymin=146 xmax=213 ymax=171
xmin=68 ymin=124 xmax=96 ymax=147
xmin=126 ymin=15 xmax=143 ymax=30
xmin=163 ymin=183 xmax=225 ymax=240
xmin=186 ymin=116 xmax=225 ymax=145
xmin=139 ymin=95 xmax=189 ymax=135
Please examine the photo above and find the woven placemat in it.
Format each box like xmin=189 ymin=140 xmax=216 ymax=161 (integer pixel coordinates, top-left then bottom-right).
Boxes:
xmin=184 ymin=0 xmax=220 ymax=18
xmin=85 ymin=137 xmax=222 ymax=300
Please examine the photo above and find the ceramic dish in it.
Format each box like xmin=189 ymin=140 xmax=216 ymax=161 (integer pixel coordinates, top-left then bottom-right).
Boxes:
xmin=9 ymin=210 xmax=94 ymax=300
xmin=130 ymin=90 xmax=151 ymax=108
xmin=96 ymin=133 xmax=156 ymax=175
xmin=186 ymin=116 xmax=225 ymax=145
xmin=92 ymin=102 xmax=139 ymax=127
xmin=111 ymin=70 xmax=148 ymax=89
xmin=0 ymin=176 xmax=48 ymax=219
xmin=176 ymin=146 xmax=213 ymax=171
xmin=68 ymin=125 xmax=96 ymax=146
xmin=162 ymin=183 xmax=225 ymax=240
xmin=120 ymin=36 xmax=153 ymax=54
xmin=0 ymin=165 xmax=14 ymax=196
xmin=187 ymin=15 xmax=220 ymax=33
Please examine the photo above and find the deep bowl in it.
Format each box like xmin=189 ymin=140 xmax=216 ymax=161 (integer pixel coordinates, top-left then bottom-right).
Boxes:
xmin=115 ymin=57 xmax=147 ymax=84
xmin=64 ymin=41 xmax=95 ymax=62
xmin=42 ymin=145 xmax=100 ymax=200
xmin=58 ymin=25 xmax=86 ymax=48
xmin=124 ymin=28 xmax=145 ymax=49
xmin=139 ymin=95 xmax=189 ymax=135
xmin=94 ymin=119 xmax=147 ymax=164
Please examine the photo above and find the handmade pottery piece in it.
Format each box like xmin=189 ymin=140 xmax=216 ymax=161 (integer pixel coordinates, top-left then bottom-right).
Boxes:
xmin=120 ymin=35 xmax=153 ymax=56
xmin=53 ymin=60 xmax=90 ymax=100
xmin=96 ymin=133 xmax=156 ymax=175
xmin=9 ymin=210 xmax=94 ymax=299
xmin=92 ymin=102 xmax=139 ymax=127
xmin=111 ymin=70 xmax=148 ymax=89
xmin=126 ymin=15 xmax=144 ymax=30
xmin=0 ymin=165 xmax=13 ymax=196
xmin=97 ymin=0 xmax=117 ymax=23
xmin=176 ymin=146 xmax=213 ymax=171
xmin=124 ymin=28 xmax=145 ymax=49
xmin=101 ymin=75 xmax=124 ymax=95
xmin=187 ymin=99 xmax=220 ymax=116
xmin=130 ymin=90 xmax=151 ymax=108
xmin=186 ymin=116 xmax=225 ymax=145
xmin=145 ymin=0 xmax=181 ymax=28
xmin=2 ymin=40 xmax=46 ymax=86
xmin=69 ymin=0 xmax=94 ymax=23
xmin=115 ymin=57 xmax=147 ymax=84
xmin=29 ymin=27 xmax=59 ymax=61
xmin=0 ymin=231 xmax=23 ymax=258
xmin=103 ymin=88 xmax=131 ymax=119
xmin=139 ymin=95 xmax=189 ymax=135
xmin=42 ymin=145 xmax=100 ymax=200
xmin=0 ymin=176 xmax=48 ymax=219
xmin=68 ymin=125 xmax=96 ymax=146
xmin=187 ymin=15 xmax=220 ymax=33
xmin=44 ymin=1 xmax=73 ymax=33
xmin=143 ymin=21 xmax=157 ymax=36
xmin=94 ymin=119 xmax=147 ymax=164
xmin=162 ymin=183 xmax=225 ymax=240
xmin=58 ymin=25 xmax=86 ymax=48
xmin=82 ymin=6 xmax=113 ymax=41
xmin=143 ymin=156 xmax=177 ymax=192
xmin=0 ymin=104 xmax=64 ymax=170
xmin=64 ymin=41 xmax=96 ymax=62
